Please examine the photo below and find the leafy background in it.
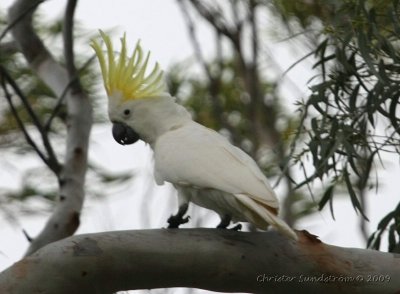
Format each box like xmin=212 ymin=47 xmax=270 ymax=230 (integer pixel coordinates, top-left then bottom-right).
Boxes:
xmin=0 ymin=1 xmax=399 ymax=277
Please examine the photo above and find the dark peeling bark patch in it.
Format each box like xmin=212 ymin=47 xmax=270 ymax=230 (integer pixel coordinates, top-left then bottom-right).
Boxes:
xmin=72 ymin=211 xmax=80 ymax=225
xmin=12 ymin=259 xmax=30 ymax=279
xmin=59 ymin=177 xmax=73 ymax=187
xmin=66 ymin=212 xmax=80 ymax=235
xmin=299 ymin=230 xmax=321 ymax=244
xmin=299 ymin=230 xmax=352 ymax=276
xmin=73 ymin=238 xmax=103 ymax=257
xmin=74 ymin=147 xmax=83 ymax=156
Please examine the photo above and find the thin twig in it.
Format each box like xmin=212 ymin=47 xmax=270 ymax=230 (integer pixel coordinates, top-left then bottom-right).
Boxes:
xmin=63 ymin=0 xmax=81 ymax=92
xmin=22 ymin=228 xmax=33 ymax=242
xmin=188 ymin=0 xmax=247 ymax=74
xmin=177 ymin=0 xmax=212 ymax=78
xmin=177 ymin=0 xmax=242 ymax=144
xmin=273 ymin=106 xmax=308 ymax=188
xmin=230 ymin=0 xmax=244 ymax=31
xmin=281 ymin=50 xmax=315 ymax=78
xmin=54 ymin=0 xmax=87 ymax=136
xmin=188 ymin=0 xmax=234 ymax=40
xmin=0 ymin=73 xmax=49 ymax=166
xmin=0 ymin=66 xmax=60 ymax=174
xmin=0 ymin=41 xmax=18 ymax=55
xmin=0 ymin=0 xmax=45 ymax=42
xmin=247 ymin=0 xmax=262 ymax=132
xmin=249 ymin=0 xmax=259 ymax=70
xmin=45 ymin=55 xmax=95 ymax=132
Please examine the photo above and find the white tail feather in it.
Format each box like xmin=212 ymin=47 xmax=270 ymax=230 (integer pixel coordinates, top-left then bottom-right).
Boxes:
xmin=235 ymin=194 xmax=298 ymax=240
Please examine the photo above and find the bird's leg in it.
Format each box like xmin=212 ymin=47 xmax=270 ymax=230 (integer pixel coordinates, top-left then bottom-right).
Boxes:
xmin=217 ymin=214 xmax=231 ymax=229
xmin=230 ymin=223 xmax=242 ymax=231
xmin=217 ymin=214 xmax=242 ymax=231
xmin=167 ymin=203 xmax=190 ymax=228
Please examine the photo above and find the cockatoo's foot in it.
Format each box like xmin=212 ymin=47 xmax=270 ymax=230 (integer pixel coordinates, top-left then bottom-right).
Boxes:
xmin=217 ymin=214 xmax=231 ymax=229
xmin=167 ymin=215 xmax=190 ymax=228
xmin=217 ymin=214 xmax=242 ymax=231
xmin=167 ymin=203 xmax=189 ymax=228
xmin=230 ymin=223 xmax=242 ymax=231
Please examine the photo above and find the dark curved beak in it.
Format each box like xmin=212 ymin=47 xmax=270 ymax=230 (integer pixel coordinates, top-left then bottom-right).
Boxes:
xmin=112 ymin=122 xmax=140 ymax=145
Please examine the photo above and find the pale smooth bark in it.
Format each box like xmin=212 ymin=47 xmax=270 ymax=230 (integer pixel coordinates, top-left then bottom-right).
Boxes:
xmin=8 ymin=0 xmax=92 ymax=255
xmin=0 ymin=229 xmax=398 ymax=294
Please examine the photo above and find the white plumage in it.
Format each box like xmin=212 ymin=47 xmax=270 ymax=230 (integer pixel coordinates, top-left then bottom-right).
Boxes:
xmin=91 ymin=33 xmax=297 ymax=240
xmin=109 ymin=95 xmax=297 ymax=240
xmin=154 ymin=121 xmax=297 ymax=240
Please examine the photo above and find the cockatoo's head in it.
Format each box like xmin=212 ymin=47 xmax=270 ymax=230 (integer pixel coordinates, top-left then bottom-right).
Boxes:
xmin=90 ymin=31 xmax=169 ymax=145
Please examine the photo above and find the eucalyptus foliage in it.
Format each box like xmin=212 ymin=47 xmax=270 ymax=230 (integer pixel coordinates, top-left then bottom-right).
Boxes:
xmin=276 ymin=0 xmax=400 ymax=252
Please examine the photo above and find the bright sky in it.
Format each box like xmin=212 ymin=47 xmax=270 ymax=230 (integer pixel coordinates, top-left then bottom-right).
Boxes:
xmin=1 ymin=1 xmax=399 ymax=293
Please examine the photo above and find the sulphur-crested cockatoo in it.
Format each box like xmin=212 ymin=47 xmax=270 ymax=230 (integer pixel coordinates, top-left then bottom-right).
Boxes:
xmin=91 ymin=31 xmax=297 ymax=240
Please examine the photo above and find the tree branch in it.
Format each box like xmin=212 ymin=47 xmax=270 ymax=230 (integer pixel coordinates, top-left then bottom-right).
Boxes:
xmin=44 ymin=55 xmax=95 ymax=132
xmin=8 ymin=0 xmax=93 ymax=256
xmin=189 ymin=0 xmax=234 ymax=39
xmin=63 ymin=0 xmax=81 ymax=91
xmin=0 ymin=41 xmax=18 ymax=55
xmin=0 ymin=73 xmax=49 ymax=165
xmin=0 ymin=65 xmax=61 ymax=174
xmin=0 ymin=229 xmax=398 ymax=294
xmin=177 ymin=0 xmax=242 ymax=146
xmin=0 ymin=0 xmax=45 ymax=42
xmin=182 ymin=1 xmax=298 ymax=225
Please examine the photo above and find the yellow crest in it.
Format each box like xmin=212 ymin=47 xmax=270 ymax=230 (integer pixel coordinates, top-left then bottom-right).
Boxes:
xmin=90 ymin=30 xmax=165 ymax=100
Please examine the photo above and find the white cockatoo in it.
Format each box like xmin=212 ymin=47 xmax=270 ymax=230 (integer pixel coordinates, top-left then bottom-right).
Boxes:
xmin=91 ymin=31 xmax=297 ymax=240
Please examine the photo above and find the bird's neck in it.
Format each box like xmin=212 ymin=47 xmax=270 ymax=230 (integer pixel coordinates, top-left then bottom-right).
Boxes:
xmin=130 ymin=96 xmax=192 ymax=146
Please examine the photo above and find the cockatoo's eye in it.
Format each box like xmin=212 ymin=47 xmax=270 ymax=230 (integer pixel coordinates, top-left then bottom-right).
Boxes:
xmin=123 ymin=109 xmax=131 ymax=116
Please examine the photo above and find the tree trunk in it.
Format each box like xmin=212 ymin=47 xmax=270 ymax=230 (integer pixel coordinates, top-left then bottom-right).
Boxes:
xmin=8 ymin=0 xmax=92 ymax=256
xmin=0 ymin=229 xmax=398 ymax=294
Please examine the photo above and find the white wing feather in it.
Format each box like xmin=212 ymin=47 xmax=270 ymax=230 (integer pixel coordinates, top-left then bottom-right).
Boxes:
xmin=154 ymin=122 xmax=297 ymax=240
xmin=154 ymin=122 xmax=278 ymax=209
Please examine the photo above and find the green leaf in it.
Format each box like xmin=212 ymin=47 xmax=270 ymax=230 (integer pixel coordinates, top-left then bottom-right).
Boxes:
xmin=377 ymin=60 xmax=390 ymax=83
xmin=319 ymin=185 xmax=334 ymax=211
xmin=347 ymin=155 xmax=361 ymax=177
xmin=356 ymin=31 xmax=384 ymax=83
xmin=313 ymin=38 xmax=329 ymax=77
xmin=389 ymin=93 xmax=400 ymax=134
xmin=313 ymin=53 xmax=336 ymax=70
xmin=367 ymin=231 xmax=376 ymax=248
xmin=328 ymin=190 xmax=335 ymax=221
xmin=377 ymin=211 xmax=396 ymax=230
xmin=390 ymin=6 xmax=400 ymax=36
xmin=349 ymin=84 xmax=360 ymax=113
xmin=344 ymin=169 xmax=369 ymax=220
xmin=309 ymin=140 xmax=319 ymax=167
xmin=388 ymin=224 xmax=397 ymax=252
xmin=374 ymin=234 xmax=381 ymax=250
xmin=359 ymin=153 xmax=374 ymax=188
